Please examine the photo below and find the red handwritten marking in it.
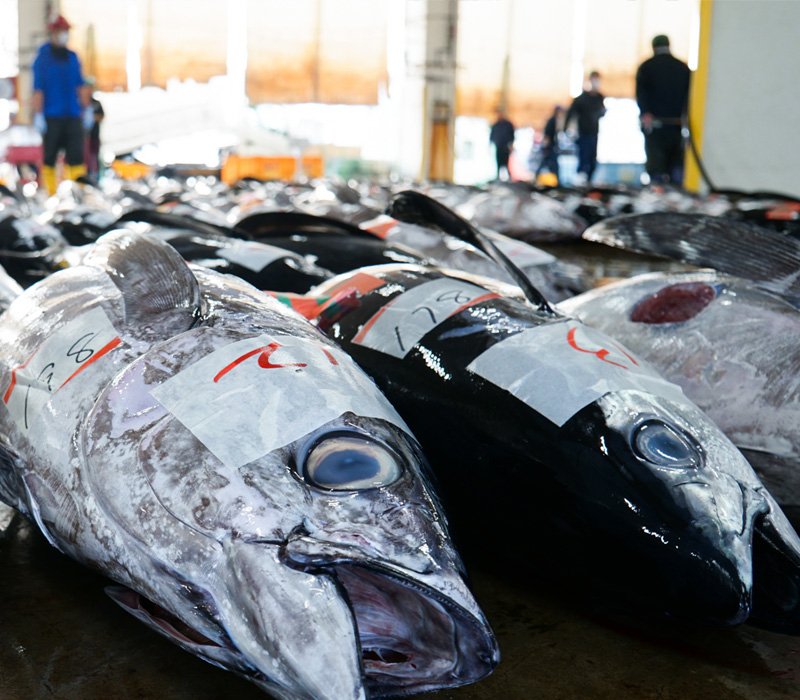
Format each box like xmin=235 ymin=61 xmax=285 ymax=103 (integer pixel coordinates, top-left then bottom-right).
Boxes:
xmin=256 ymin=343 xmax=307 ymax=369
xmin=4 ymin=346 xmax=41 ymax=404
xmin=59 ymin=336 xmax=122 ymax=390
xmin=318 ymin=347 xmax=339 ymax=365
xmin=213 ymin=341 xmax=337 ymax=383
xmin=213 ymin=347 xmax=263 ymax=383
xmin=566 ymin=326 xmax=630 ymax=369
xmin=609 ymin=341 xmax=640 ymax=367
xmin=449 ymin=292 xmax=500 ymax=318
xmin=214 ymin=343 xmax=306 ymax=382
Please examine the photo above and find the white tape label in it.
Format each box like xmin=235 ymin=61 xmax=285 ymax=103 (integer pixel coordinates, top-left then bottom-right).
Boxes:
xmin=217 ymin=239 xmax=295 ymax=273
xmin=4 ymin=306 xmax=121 ymax=432
xmin=11 ymin=218 xmax=42 ymax=240
xmin=467 ymin=319 xmax=687 ymax=426
xmin=149 ymin=333 xmax=407 ymax=469
xmin=82 ymin=210 xmax=117 ymax=229
xmin=353 ymin=278 xmax=498 ymax=359
xmin=487 ymin=234 xmax=556 ymax=267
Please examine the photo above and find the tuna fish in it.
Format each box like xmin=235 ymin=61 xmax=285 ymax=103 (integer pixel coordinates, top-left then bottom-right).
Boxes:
xmin=0 ymin=230 xmax=498 ymax=699
xmin=560 ymin=270 xmax=800 ymax=529
xmin=235 ymin=210 xmax=430 ymax=274
xmin=581 ymin=211 xmax=800 ymax=302
xmin=277 ymin=193 xmax=800 ymax=633
xmin=359 ymin=214 xmax=586 ymax=301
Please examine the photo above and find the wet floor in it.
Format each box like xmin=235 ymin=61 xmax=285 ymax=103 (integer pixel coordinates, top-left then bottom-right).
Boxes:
xmin=2 ymin=508 xmax=799 ymax=700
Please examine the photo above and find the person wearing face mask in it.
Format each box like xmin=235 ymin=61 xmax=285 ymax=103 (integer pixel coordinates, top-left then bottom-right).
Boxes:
xmin=565 ymin=71 xmax=606 ymax=185
xmin=31 ymin=15 xmax=89 ymax=195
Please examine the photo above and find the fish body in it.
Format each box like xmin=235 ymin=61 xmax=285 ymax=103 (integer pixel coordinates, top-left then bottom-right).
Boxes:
xmin=297 ymin=263 xmax=800 ymax=631
xmin=0 ymin=231 xmax=498 ymax=699
xmin=236 ymin=211 xmax=430 ymax=273
xmin=0 ymin=214 xmax=68 ymax=286
xmin=360 ymin=215 xmax=585 ymax=301
xmin=560 ymin=270 xmax=800 ymax=526
xmin=451 ymin=183 xmax=588 ymax=243
xmin=581 ymin=211 xmax=800 ymax=301
xmin=137 ymin=226 xmax=334 ymax=294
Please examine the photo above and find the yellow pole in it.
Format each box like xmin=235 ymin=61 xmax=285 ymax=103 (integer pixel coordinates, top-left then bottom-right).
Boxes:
xmin=685 ymin=0 xmax=713 ymax=192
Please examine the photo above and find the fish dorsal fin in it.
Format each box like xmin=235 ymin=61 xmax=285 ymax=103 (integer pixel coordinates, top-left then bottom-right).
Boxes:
xmin=236 ymin=210 xmax=374 ymax=239
xmin=115 ymin=208 xmax=246 ymax=240
xmin=582 ymin=212 xmax=800 ymax=299
xmin=82 ymin=230 xmax=202 ymax=324
xmin=386 ymin=190 xmax=557 ymax=315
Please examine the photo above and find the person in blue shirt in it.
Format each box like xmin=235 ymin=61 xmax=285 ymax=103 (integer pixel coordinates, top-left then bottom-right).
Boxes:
xmin=32 ymin=15 xmax=89 ymax=195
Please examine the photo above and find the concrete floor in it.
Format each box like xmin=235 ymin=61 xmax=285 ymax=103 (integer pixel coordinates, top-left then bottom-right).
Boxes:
xmin=2 ymin=508 xmax=799 ymax=700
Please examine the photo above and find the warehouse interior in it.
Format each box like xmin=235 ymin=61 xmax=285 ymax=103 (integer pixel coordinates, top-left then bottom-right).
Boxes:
xmin=1 ymin=0 xmax=797 ymax=195
xmin=1 ymin=2 xmax=800 ymax=700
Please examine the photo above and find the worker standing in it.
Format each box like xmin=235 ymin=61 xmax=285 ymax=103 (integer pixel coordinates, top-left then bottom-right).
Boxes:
xmin=32 ymin=15 xmax=89 ymax=195
xmin=489 ymin=107 xmax=515 ymax=181
xmin=636 ymin=35 xmax=691 ymax=184
xmin=565 ymin=71 xmax=605 ymax=185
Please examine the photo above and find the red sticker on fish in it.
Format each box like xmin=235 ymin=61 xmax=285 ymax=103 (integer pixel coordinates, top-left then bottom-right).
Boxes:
xmin=4 ymin=306 xmax=121 ymax=432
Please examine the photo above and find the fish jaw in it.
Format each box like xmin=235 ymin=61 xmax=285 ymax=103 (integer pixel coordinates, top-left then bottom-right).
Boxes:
xmin=105 ymin=536 xmax=498 ymax=700
xmin=280 ymin=536 xmax=499 ymax=697
xmin=213 ymin=540 xmax=368 ymax=700
xmin=750 ymin=489 xmax=800 ymax=633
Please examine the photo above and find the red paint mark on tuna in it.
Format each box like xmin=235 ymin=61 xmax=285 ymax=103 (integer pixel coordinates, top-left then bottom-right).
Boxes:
xmin=59 ymin=337 xmax=121 ymax=389
xmin=4 ymin=347 xmax=40 ymax=404
xmin=630 ymin=283 xmax=716 ymax=324
xmin=567 ymin=327 xmax=639 ymax=370
xmin=213 ymin=341 xmax=338 ymax=383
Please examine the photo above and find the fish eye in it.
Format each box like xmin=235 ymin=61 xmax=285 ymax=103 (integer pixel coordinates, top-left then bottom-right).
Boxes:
xmin=632 ymin=420 xmax=700 ymax=469
xmin=301 ymin=432 xmax=403 ymax=491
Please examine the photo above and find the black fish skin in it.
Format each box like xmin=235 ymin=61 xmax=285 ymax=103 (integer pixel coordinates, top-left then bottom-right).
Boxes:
xmin=309 ymin=264 xmax=780 ymax=629
xmin=163 ymin=234 xmax=332 ymax=294
xmin=237 ymin=211 xmax=429 ymax=274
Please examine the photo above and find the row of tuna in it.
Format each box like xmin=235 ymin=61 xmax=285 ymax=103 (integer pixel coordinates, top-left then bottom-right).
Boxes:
xmin=1 ymin=173 xmax=800 ymax=699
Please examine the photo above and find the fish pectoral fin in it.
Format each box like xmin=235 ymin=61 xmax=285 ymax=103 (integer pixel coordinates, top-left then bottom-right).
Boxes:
xmin=105 ymin=586 xmax=256 ymax=677
xmin=82 ymin=230 xmax=203 ymax=325
xmin=220 ymin=539 xmax=367 ymax=700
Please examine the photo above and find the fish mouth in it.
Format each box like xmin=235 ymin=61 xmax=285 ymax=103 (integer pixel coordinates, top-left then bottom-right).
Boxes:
xmin=335 ymin=564 xmax=498 ymax=697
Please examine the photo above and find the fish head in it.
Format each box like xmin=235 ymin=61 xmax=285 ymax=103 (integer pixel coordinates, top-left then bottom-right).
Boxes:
xmin=84 ymin=320 xmax=497 ymax=700
xmin=560 ymin=387 xmax=769 ymax=624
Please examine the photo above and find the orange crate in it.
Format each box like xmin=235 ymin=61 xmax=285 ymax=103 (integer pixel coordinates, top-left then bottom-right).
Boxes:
xmin=221 ymin=154 xmax=324 ymax=183
xmin=111 ymin=160 xmax=152 ymax=180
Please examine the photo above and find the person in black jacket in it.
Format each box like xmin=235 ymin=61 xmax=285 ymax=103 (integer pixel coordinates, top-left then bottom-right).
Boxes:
xmin=636 ymin=34 xmax=691 ymax=184
xmin=536 ymin=105 xmax=564 ymax=184
xmin=565 ymin=71 xmax=605 ymax=184
xmin=489 ymin=107 xmax=515 ymax=181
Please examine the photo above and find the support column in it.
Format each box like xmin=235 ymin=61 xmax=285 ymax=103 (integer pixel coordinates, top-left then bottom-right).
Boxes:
xmin=396 ymin=0 xmax=458 ymax=182
xmin=17 ymin=0 xmax=55 ymax=124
